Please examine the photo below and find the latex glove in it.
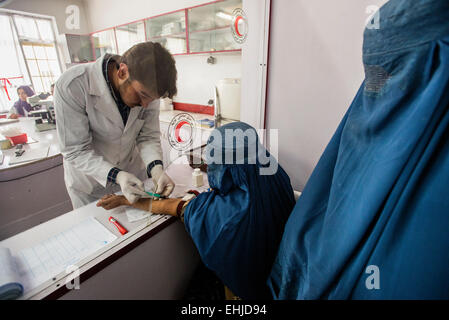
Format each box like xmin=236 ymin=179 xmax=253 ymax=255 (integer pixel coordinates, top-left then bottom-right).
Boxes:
xmin=151 ymin=164 xmax=175 ymax=197
xmin=116 ymin=171 xmax=147 ymax=204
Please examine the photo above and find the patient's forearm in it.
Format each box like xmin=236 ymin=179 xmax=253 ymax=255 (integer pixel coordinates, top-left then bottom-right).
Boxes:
xmin=150 ymin=198 xmax=185 ymax=217
xmin=129 ymin=197 xmax=186 ymax=217
xmin=131 ymin=198 xmax=152 ymax=212
xmin=97 ymin=194 xmax=188 ymax=220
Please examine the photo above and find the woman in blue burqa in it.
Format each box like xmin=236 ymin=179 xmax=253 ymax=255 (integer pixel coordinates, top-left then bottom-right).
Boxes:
xmin=267 ymin=0 xmax=449 ymax=299
xmin=97 ymin=122 xmax=296 ymax=299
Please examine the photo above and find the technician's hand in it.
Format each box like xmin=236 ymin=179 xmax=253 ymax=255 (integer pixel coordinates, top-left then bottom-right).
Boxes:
xmin=116 ymin=171 xmax=147 ymax=204
xmin=151 ymin=165 xmax=175 ymax=198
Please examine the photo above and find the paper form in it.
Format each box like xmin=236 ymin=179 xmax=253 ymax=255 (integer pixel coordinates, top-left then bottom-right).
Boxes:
xmin=13 ymin=217 xmax=117 ymax=293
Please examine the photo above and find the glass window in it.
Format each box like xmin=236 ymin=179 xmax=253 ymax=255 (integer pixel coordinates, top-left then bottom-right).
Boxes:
xmin=14 ymin=15 xmax=39 ymax=40
xmin=22 ymin=45 xmax=35 ymax=59
xmin=36 ymin=19 xmax=54 ymax=42
xmin=116 ymin=21 xmax=146 ymax=55
xmin=0 ymin=14 xmax=28 ymax=111
xmin=0 ymin=14 xmax=60 ymax=108
xmin=37 ymin=60 xmax=50 ymax=77
xmin=27 ymin=59 xmax=40 ymax=76
xmin=32 ymin=76 xmax=44 ymax=93
xmin=45 ymin=46 xmax=57 ymax=60
xmin=188 ymin=0 xmax=242 ymax=53
xmin=21 ymin=43 xmax=60 ymax=93
xmin=33 ymin=45 xmax=47 ymax=59
xmin=65 ymin=34 xmax=94 ymax=63
xmin=145 ymin=11 xmax=187 ymax=54
xmin=92 ymin=29 xmax=117 ymax=58
xmin=48 ymin=60 xmax=61 ymax=78
xmin=41 ymin=77 xmax=53 ymax=91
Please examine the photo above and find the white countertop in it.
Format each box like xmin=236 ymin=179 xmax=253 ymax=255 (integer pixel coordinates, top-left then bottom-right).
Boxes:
xmin=0 ymin=118 xmax=60 ymax=171
xmin=0 ymin=159 xmax=207 ymax=299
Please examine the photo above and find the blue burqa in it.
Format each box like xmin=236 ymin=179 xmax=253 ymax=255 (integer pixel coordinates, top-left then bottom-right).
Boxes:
xmin=268 ymin=0 xmax=449 ymax=299
xmin=184 ymin=122 xmax=296 ymax=299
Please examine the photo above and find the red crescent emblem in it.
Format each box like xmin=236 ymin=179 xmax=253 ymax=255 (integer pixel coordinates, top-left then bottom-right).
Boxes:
xmin=175 ymin=120 xmax=190 ymax=143
xmin=234 ymin=16 xmax=243 ymax=37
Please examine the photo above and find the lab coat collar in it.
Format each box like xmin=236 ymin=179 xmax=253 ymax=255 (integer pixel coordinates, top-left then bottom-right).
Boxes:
xmin=88 ymin=55 xmax=108 ymax=97
xmin=124 ymin=107 xmax=143 ymax=133
xmin=88 ymin=55 xmax=125 ymax=130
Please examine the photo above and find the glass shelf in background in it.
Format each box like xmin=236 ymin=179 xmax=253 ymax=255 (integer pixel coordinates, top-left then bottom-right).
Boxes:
xmin=189 ymin=27 xmax=239 ymax=53
xmin=92 ymin=29 xmax=117 ymax=58
xmin=145 ymin=10 xmax=187 ymax=54
xmin=116 ymin=21 xmax=146 ymax=55
xmin=65 ymin=34 xmax=94 ymax=63
xmin=188 ymin=0 xmax=242 ymax=53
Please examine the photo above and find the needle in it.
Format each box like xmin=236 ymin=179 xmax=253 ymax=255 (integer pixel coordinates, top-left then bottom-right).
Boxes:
xmin=145 ymin=191 xmax=164 ymax=198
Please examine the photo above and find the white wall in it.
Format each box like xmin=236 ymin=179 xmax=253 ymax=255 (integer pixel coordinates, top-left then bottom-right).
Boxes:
xmin=84 ymin=0 xmax=208 ymax=32
xmin=240 ymin=0 xmax=270 ymax=131
xmin=174 ymin=52 xmax=241 ymax=105
xmin=265 ymin=0 xmax=387 ymax=191
xmin=3 ymin=0 xmax=91 ymax=34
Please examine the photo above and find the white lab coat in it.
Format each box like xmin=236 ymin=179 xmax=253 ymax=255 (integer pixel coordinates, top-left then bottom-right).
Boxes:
xmin=54 ymin=55 xmax=162 ymax=208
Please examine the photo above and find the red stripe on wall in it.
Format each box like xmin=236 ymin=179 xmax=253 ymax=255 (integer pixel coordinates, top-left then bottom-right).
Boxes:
xmin=173 ymin=102 xmax=214 ymax=115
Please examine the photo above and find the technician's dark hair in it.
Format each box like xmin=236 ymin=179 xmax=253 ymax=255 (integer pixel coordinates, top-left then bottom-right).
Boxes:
xmin=120 ymin=41 xmax=177 ymax=99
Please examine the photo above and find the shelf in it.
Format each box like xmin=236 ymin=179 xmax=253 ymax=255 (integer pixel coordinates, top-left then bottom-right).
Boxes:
xmin=73 ymin=0 xmax=243 ymax=60
xmin=149 ymin=32 xmax=187 ymax=40
xmin=189 ymin=25 xmax=231 ymax=34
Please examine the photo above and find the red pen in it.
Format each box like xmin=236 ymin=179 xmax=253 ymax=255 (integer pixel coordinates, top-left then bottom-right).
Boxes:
xmin=109 ymin=216 xmax=128 ymax=235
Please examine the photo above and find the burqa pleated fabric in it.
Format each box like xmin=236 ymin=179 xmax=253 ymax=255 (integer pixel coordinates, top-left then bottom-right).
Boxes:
xmin=184 ymin=122 xmax=296 ymax=299
xmin=268 ymin=0 xmax=449 ymax=299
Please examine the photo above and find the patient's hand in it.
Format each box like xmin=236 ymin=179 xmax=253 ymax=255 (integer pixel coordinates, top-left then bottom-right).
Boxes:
xmin=97 ymin=193 xmax=194 ymax=217
xmin=97 ymin=194 xmax=130 ymax=210
xmin=97 ymin=194 xmax=152 ymax=212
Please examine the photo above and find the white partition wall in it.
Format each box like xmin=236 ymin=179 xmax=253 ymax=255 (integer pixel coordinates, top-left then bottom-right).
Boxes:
xmin=265 ymin=0 xmax=388 ymax=191
xmin=240 ymin=0 xmax=271 ymax=133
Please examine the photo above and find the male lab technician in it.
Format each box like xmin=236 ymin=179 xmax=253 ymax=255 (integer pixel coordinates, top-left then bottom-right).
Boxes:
xmin=54 ymin=42 xmax=177 ymax=208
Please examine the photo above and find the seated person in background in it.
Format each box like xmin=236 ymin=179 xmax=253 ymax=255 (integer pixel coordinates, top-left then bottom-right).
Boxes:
xmin=97 ymin=121 xmax=296 ymax=300
xmin=9 ymin=85 xmax=35 ymax=119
